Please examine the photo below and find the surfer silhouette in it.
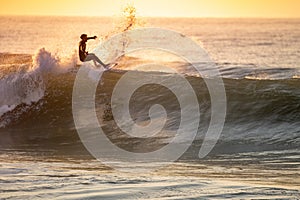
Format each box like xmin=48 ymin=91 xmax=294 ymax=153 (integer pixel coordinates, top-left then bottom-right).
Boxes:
xmin=79 ymin=34 xmax=109 ymax=68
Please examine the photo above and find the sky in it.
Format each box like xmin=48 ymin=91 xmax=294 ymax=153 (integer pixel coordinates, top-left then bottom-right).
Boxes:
xmin=0 ymin=0 xmax=300 ymax=18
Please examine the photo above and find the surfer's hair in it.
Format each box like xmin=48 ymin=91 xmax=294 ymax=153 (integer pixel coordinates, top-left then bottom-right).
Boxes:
xmin=80 ymin=34 xmax=87 ymax=39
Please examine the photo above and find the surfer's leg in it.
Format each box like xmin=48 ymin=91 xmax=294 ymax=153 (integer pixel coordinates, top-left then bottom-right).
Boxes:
xmin=85 ymin=53 xmax=107 ymax=68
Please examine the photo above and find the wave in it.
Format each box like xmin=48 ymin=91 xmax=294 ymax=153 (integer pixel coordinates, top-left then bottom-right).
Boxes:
xmin=0 ymin=69 xmax=299 ymax=153
xmin=0 ymin=51 xmax=299 ymax=155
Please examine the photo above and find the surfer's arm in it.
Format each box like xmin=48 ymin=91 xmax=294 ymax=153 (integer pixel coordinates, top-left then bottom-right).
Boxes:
xmin=87 ymin=36 xmax=97 ymax=40
xmin=79 ymin=44 xmax=86 ymax=53
xmin=79 ymin=43 xmax=89 ymax=57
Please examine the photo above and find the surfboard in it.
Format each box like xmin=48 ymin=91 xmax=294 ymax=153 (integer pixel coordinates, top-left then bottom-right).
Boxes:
xmin=95 ymin=63 xmax=118 ymax=71
xmin=104 ymin=63 xmax=118 ymax=71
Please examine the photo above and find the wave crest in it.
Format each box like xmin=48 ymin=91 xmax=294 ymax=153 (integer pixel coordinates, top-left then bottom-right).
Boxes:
xmin=0 ymin=48 xmax=77 ymax=125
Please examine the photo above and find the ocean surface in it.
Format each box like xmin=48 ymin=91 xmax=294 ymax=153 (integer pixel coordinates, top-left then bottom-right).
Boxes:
xmin=0 ymin=16 xmax=300 ymax=199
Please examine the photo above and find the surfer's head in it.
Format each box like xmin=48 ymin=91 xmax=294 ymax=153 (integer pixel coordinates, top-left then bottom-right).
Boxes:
xmin=80 ymin=34 xmax=88 ymax=41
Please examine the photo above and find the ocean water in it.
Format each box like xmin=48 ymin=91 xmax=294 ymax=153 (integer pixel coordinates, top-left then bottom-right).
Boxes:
xmin=0 ymin=16 xmax=300 ymax=199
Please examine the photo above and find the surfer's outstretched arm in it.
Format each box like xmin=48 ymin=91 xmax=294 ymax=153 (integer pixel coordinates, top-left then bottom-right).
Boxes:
xmin=87 ymin=36 xmax=97 ymax=40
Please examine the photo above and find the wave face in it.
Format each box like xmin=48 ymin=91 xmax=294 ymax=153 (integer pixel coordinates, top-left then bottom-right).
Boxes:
xmin=0 ymin=52 xmax=299 ymax=157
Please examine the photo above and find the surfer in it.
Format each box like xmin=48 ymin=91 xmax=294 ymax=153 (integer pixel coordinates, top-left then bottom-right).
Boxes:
xmin=79 ymin=34 xmax=109 ymax=68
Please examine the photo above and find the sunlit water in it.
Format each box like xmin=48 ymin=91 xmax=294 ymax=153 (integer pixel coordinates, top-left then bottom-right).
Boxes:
xmin=0 ymin=16 xmax=299 ymax=199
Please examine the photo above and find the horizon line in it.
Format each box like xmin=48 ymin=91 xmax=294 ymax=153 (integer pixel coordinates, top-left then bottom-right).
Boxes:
xmin=1 ymin=14 xmax=300 ymax=19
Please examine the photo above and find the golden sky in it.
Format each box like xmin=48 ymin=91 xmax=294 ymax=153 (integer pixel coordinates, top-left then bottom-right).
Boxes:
xmin=0 ymin=0 xmax=299 ymax=18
